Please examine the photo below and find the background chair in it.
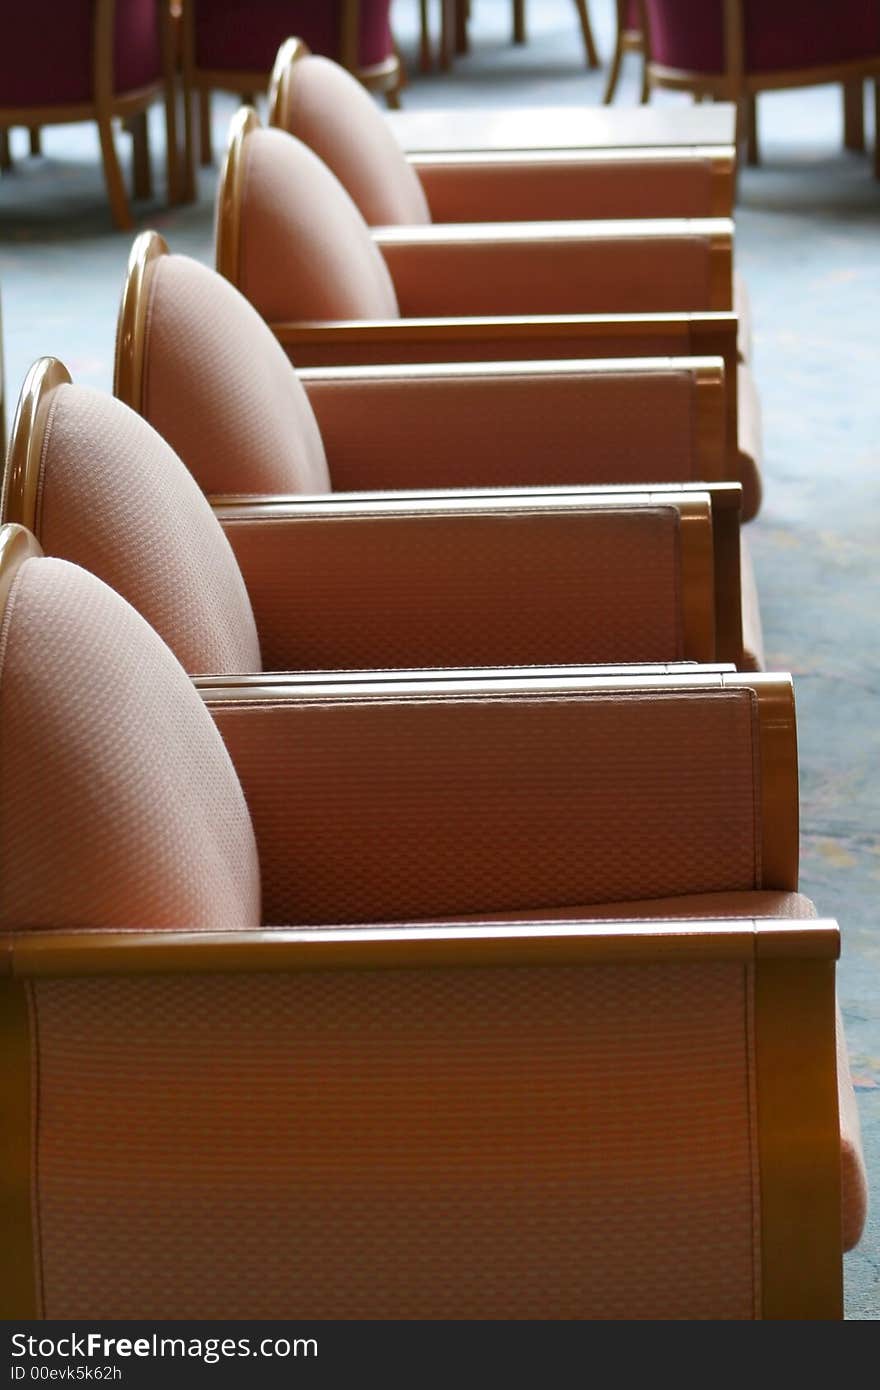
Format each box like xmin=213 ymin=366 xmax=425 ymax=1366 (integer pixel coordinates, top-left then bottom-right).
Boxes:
xmin=269 ymin=42 xmax=735 ymax=222
xmin=604 ymin=0 xmax=648 ymax=103
xmin=181 ymin=0 xmax=401 ymax=187
xmin=641 ymin=0 xmax=880 ymax=171
xmin=0 ymin=530 xmax=866 ymax=1316
xmin=5 ymin=356 xmax=746 ymax=672
xmin=0 ymin=0 xmax=180 ymax=229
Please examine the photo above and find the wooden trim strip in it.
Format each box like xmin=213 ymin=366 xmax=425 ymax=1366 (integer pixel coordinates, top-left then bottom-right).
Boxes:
xmin=3 ymin=919 xmax=841 ymax=980
xmin=722 ymin=673 xmax=799 ymax=890
xmin=267 ymin=36 xmax=311 ymax=130
xmin=113 ymin=231 xmax=168 ymax=411
xmin=216 ymin=106 xmax=260 ymax=285
xmin=0 ymin=978 xmax=39 ymax=1317
xmin=2 ymin=358 xmax=71 ymax=534
xmin=692 ymin=358 xmax=728 ymax=481
xmin=754 ymin=957 xmax=843 ymax=1318
xmin=372 ymin=215 xmax=734 ymax=247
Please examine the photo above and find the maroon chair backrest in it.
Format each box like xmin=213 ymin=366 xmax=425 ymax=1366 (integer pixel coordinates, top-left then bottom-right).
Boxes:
xmin=0 ymin=0 xmax=161 ymax=109
xmin=643 ymin=0 xmax=880 ymax=75
xmin=192 ymin=0 xmax=394 ymax=73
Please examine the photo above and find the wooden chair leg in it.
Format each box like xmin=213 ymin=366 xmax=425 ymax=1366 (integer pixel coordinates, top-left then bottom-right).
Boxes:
xmin=603 ymin=38 xmax=624 ymax=103
xmin=97 ymin=116 xmax=133 ymax=230
xmin=385 ymin=85 xmax=402 ymax=110
xmin=639 ymin=49 xmax=650 ymax=103
xmin=455 ymin=0 xmax=469 ymax=54
xmin=512 ymin=0 xmax=526 ymax=45
xmin=29 ymin=127 xmax=41 ymax=156
xmin=418 ymin=0 xmax=431 ymax=71
xmin=746 ymin=93 xmax=759 ymax=166
xmin=573 ymin=0 xmax=600 ymax=69
xmin=199 ymin=88 xmax=213 ymax=166
xmin=438 ymin=0 xmax=454 ymax=69
xmin=843 ymin=80 xmax=865 ymax=152
xmin=0 ymin=129 xmax=11 ymax=172
xmin=131 ymin=111 xmax=152 ymax=200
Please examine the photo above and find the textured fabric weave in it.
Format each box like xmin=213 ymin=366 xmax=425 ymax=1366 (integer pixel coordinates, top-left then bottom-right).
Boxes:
xmin=0 ymin=558 xmax=260 ymax=931
xmin=238 ymin=128 xmax=400 ymax=323
xmin=211 ymin=687 xmax=763 ymax=925
xmin=36 ymin=384 xmax=261 ymax=675
xmin=143 ymin=255 xmax=331 ymax=497
xmin=281 ymin=55 xmax=431 ymax=225
xmin=224 ymin=505 xmax=686 ymax=671
xmin=33 ymin=960 xmax=759 ymax=1319
xmin=305 ymin=367 xmax=702 ymax=491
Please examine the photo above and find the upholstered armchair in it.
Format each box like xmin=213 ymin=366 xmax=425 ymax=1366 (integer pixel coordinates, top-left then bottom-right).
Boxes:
xmin=0 ymin=528 xmax=866 ymax=1316
xmin=4 ymin=352 xmax=749 ymax=670
xmin=105 ymin=233 xmax=761 ymax=666
xmin=269 ymin=40 xmax=735 ymax=222
xmin=642 ymin=0 xmax=880 ymax=171
xmin=180 ymin=0 xmax=400 ymax=189
xmin=214 ymin=114 xmax=761 ymax=519
xmin=0 ymin=0 xmax=180 ymax=229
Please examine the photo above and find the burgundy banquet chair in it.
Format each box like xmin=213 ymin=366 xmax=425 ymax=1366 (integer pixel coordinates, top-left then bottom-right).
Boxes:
xmin=0 ymin=0 xmax=180 ymax=229
xmin=181 ymin=0 xmax=402 ymax=185
xmin=642 ymin=0 xmax=880 ymax=171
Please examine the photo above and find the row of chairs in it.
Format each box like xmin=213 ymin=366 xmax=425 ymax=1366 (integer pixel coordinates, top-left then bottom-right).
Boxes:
xmin=0 ymin=47 xmax=868 ymax=1318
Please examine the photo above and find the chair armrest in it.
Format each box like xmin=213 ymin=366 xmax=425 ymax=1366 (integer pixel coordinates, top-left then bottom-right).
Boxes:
xmin=297 ymin=356 xmax=726 ymax=491
xmin=215 ymin=489 xmax=717 ymax=670
xmin=412 ymin=147 xmax=735 ymax=222
xmin=373 ymin=218 xmax=733 ymax=317
xmin=199 ymin=670 xmax=796 ymax=926
xmin=272 ymin=311 xmax=743 ymax=482
xmin=3 ymin=914 xmax=845 ymax=1318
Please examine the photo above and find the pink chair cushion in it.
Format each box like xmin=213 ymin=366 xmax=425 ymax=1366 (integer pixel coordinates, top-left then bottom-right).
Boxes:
xmin=0 ymin=556 xmax=260 ymax=931
xmin=0 ymin=1 xmax=162 ymax=110
xmin=194 ymin=0 xmax=394 ymax=73
xmin=235 ymin=127 xmax=400 ymax=323
xmin=626 ymin=0 xmax=642 ymax=31
xmin=644 ymin=0 xmax=880 ymax=76
xmin=35 ymin=384 xmax=263 ymax=676
xmin=280 ymin=55 xmax=431 ymax=225
xmin=144 ymin=254 xmax=331 ymax=496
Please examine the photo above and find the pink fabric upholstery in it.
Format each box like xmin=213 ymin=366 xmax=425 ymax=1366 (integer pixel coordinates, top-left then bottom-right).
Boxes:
xmin=626 ymin=0 xmax=642 ymax=29
xmin=194 ymin=0 xmax=394 ymax=73
xmin=643 ymin=1 xmax=880 ymax=76
xmin=416 ymin=154 xmax=719 ymax=224
xmin=34 ymin=384 xmax=262 ymax=676
xmin=236 ymin=128 xmax=400 ymax=323
xmin=278 ymin=55 xmax=431 ymax=225
xmin=0 ymin=556 xmax=260 ymax=931
xmin=0 ymin=1 xmax=162 ymax=109
xmin=380 ymin=230 xmax=719 ymax=318
xmin=144 ymin=254 xmax=331 ymax=496
xmin=32 ymin=959 xmax=762 ymax=1318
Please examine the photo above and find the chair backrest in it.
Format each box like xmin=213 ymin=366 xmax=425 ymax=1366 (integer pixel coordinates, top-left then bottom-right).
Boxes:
xmin=0 ymin=526 xmax=260 ymax=932
xmin=269 ymin=43 xmax=431 ymax=225
xmin=217 ymin=108 xmax=400 ymax=325
xmin=3 ymin=358 xmax=262 ymax=676
xmin=116 ymin=231 xmax=331 ymax=496
xmin=0 ymin=0 xmax=162 ymax=110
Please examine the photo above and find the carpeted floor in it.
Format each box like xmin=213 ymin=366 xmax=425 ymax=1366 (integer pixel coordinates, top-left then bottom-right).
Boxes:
xmin=1 ymin=0 xmax=877 ymax=1318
